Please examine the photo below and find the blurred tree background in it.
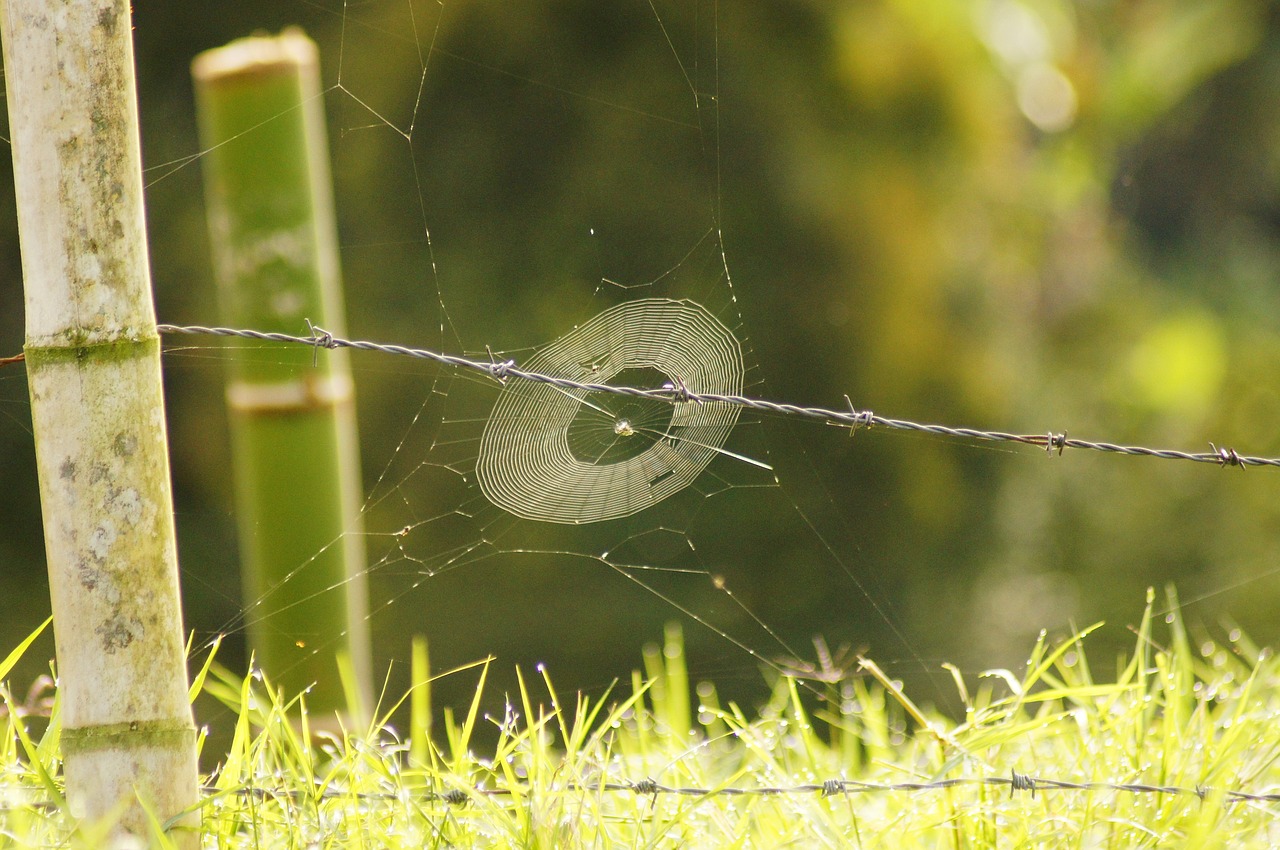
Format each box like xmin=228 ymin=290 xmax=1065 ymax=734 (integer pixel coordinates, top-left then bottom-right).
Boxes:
xmin=3 ymin=0 xmax=1280 ymax=725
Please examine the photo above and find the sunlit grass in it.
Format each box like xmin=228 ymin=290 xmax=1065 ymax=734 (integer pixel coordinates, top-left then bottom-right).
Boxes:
xmin=2 ymin=588 xmax=1279 ymax=848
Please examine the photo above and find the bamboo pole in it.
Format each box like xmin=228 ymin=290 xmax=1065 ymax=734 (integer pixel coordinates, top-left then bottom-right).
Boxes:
xmin=0 ymin=0 xmax=198 ymax=843
xmin=192 ymin=31 xmax=371 ymax=723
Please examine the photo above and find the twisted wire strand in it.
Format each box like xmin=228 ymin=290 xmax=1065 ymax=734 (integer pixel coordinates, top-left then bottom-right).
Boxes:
xmin=8 ymin=770 xmax=1277 ymax=815
xmin=9 ymin=772 xmax=1274 ymax=821
xmin=192 ymin=772 xmax=1280 ymax=805
xmin=156 ymin=324 xmax=1280 ymax=470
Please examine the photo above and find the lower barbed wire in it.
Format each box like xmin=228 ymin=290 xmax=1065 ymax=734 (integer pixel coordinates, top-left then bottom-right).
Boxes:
xmin=186 ymin=773 xmax=1280 ymax=805
xmin=154 ymin=323 xmax=1280 ymax=471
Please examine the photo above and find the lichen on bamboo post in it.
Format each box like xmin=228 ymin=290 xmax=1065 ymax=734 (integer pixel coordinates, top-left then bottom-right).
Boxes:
xmin=192 ymin=30 xmax=372 ymax=725
xmin=0 ymin=0 xmax=199 ymax=843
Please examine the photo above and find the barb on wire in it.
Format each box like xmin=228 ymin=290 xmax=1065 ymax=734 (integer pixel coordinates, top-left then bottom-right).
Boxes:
xmin=155 ymin=323 xmax=1280 ymax=471
xmin=485 ymin=344 xmax=515 ymax=384
xmin=304 ymin=319 xmax=334 ymax=367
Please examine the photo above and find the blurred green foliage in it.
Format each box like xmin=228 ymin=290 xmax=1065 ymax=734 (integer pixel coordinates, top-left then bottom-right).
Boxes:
xmin=3 ymin=0 xmax=1280 ymax=721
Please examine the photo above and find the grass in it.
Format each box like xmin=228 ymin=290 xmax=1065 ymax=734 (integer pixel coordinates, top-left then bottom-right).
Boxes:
xmin=2 ymin=588 xmax=1279 ymax=848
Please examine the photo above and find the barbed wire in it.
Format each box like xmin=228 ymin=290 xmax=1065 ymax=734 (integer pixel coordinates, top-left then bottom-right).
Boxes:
xmin=155 ymin=323 xmax=1280 ymax=470
xmin=5 ymin=769 xmax=1277 ymax=818
xmin=194 ymin=771 xmax=1280 ymax=806
xmin=9 ymin=770 xmax=1278 ymax=831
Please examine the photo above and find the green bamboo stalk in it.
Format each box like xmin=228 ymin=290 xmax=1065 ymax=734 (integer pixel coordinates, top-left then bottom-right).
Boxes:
xmin=1 ymin=0 xmax=198 ymax=843
xmin=410 ymin=634 xmax=432 ymax=768
xmin=192 ymin=30 xmax=371 ymax=723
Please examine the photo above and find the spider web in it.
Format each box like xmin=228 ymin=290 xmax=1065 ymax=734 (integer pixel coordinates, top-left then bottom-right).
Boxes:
xmin=476 ymin=298 xmax=749 ymax=524
xmin=142 ymin=0 xmax=939 ymax=714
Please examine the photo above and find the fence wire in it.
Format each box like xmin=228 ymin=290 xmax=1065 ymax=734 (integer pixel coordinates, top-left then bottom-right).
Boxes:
xmin=4 ymin=771 xmax=1278 ymax=815
xmin=6 ymin=772 xmax=1275 ymax=829
xmin=156 ymin=323 xmax=1280 ymax=470
xmin=201 ymin=771 xmax=1280 ymax=806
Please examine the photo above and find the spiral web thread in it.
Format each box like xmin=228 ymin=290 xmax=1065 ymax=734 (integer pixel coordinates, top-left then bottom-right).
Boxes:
xmin=476 ymin=298 xmax=743 ymax=524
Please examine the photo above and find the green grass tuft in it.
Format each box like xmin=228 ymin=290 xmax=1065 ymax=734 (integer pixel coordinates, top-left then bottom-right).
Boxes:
xmin=2 ymin=590 xmax=1279 ymax=847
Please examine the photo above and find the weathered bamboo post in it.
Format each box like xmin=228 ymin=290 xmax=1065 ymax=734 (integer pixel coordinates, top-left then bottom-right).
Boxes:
xmin=1 ymin=0 xmax=199 ymax=842
xmin=192 ymin=30 xmax=371 ymax=723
